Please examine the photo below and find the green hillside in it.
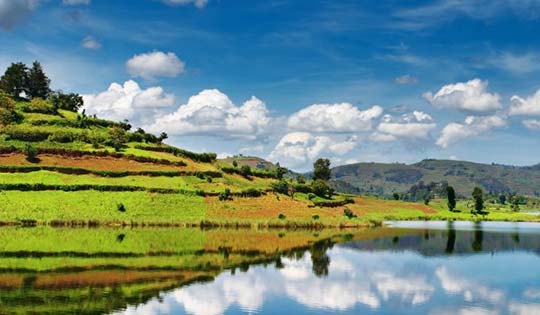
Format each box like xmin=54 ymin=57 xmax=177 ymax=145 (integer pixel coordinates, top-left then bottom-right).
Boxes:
xmin=0 ymin=91 xmax=391 ymax=227
xmin=331 ymin=159 xmax=540 ymax=198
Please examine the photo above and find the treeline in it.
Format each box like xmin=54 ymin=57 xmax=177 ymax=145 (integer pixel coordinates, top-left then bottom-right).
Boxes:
xmin=0 ymin=183 xmax=265 ymax=198
xmin=0 ymin=165 xmax=223 ymax=178
xmin=221 ymin=166 xmax=279 ymax=179
xmin=135 ymin=145 xmax=217 ymax=163
xmin=0 ymin=61 xmax=83 ymax=111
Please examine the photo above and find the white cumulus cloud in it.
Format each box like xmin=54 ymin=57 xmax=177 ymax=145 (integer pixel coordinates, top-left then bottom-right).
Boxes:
xmin=509 ymin=89 xmax=540 ymax=116
xmin=375 ymin=111 xmax=436 ymax=141
xmin=288 ymin=103 xmax=383 ymax=133
xmin=436 ymin=114 xmax=507 ymax=148
xmin=423 ymin=79 xmax=502 ymax=113
xmin=82 ymin=80 xmax=175 ymax=123
xmin=126 ymin=51 xmax=185 ymax=80
xmin=267 ymin=132 xmax=358 ymax=168
xmin=144 ymin=89 xmax=270 ymax=139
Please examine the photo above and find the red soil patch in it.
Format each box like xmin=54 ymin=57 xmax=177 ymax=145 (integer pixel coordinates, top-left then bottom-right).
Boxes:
xmin=0 ymin=153 xmax=182 ymax=172
xmin=205 ymin=194 xmax=342 ymax=221
xmin=32 ymin=270 xmax=199 ymax=289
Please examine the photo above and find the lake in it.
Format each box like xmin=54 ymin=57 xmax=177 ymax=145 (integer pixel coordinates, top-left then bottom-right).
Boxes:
xmin=1 ymin=221 xmax=539 ymax=315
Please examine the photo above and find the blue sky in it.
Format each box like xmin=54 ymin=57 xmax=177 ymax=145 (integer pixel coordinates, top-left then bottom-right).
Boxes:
xmin=2 ymin=0 xmax=540 ymax=171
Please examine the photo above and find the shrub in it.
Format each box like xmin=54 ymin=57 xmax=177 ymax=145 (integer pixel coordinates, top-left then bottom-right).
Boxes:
xmin=23 ymin=143 xmax=38 ymax=162
xmin=238 ymin=188 xmax=262 ymax=197
xmin=307 ymin=193 xmax=316 ymax=200
xmin=271 ymin=180 xmax=289 ymax=195
xmin=294 ymin=183 xmax=312 ymax=194
xmin=311 ymin=179 xmax=332 ymax=198
xmin=48 ymin=130 xmax=76 ymax=143
xmin=48 ymin=91 xmax=83 ymax=111
xmin=0 ymin=94 xmax=21 ymax=126
xmin=219 ymin=188 xmax=231 ymax=201
xmin=240 ymin=165 xmax=252 ymax=178
xmin=312 ymin=214 xmax=320 ymax=220
xmin=23 ymin=97 xmax=56 ymax=114
xmin=278 ymin=213 xmax=286 ymax=220
xmin=4 ymin=126 xmax=51 ymax=142
xmin=117 ymin=203 xmax=126 ymax=213
xmin=393 ymin=192 xmax=400 ymax=200
xmin=344 ymin=208 xmax=357 ymax=219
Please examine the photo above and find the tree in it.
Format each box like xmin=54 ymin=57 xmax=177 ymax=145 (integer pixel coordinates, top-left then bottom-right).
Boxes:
xmin=23 ymin=143 xmax=38 ymax=163
xmin=27 ymin=61 xmax=50 ymax=99
xmin=275 ymin=162 xmax=287 ymax=180
xmin=48 ymin=91 xmax=84 ymax=111
xmin=232 ymin=160 xmax=238 ymax=167
xmin=447 ymin=186 xmax=456 ymax=212
xmin=108 ymin=126 xmax=127 ymax=151
xmin=296 ymin=175 xmax=306 ymax=184
xmin=393 ymin=192 xmax=400 ymax=200
xmin=157 ymin=132 xmax=168 ymax=144
xmin=511 ymin=196 xmax=521 ymax=212
xmin=472 ymin=187 xmax=484 ymax=214
xmin=0 ymin=62 xmax=28 ymax=98
xmin=313 ymin=158 xmax=331 ymax=181
xmin=499 ymin=194 xmax=507 ymax=205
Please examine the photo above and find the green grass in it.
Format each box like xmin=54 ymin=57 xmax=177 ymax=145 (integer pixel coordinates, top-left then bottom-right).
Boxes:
xmin=0 ymin=191 xmax=206 ymax=224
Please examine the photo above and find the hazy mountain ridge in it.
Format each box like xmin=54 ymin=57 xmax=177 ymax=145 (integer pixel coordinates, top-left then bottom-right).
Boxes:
xmin=331 ymin=159 xmax=540 ymax=197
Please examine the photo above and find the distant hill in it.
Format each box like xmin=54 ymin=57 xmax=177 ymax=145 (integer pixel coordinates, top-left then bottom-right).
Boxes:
xmin=331 ymin=159 xmax=540 ymax=198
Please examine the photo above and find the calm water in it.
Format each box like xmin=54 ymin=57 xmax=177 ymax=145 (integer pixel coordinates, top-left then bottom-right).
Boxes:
xmin=1 ymin=222 xmax=540 ymax=315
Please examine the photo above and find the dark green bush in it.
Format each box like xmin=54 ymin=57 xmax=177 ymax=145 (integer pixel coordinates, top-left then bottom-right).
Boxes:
xmin=23 ymin=143 xmax=38 ymax=162
xmin=117 ymin=203 xmax=126 ymax=213
xmin=344 ymin=208 xmax=357 ymax=219
xmin=219 ymin=188 xmax=232 ymax=201
xmin=278 ymin=213 xmax=286 ymax=220
xmin=271 ymin=180 xmax=289 ymax=195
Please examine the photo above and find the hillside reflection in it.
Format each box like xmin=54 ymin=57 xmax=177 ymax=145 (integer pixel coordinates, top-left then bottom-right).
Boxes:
xmin=111 ymin=222 xmax=540 ymax=315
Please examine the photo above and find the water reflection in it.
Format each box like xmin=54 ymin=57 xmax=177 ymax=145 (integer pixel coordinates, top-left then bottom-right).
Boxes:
xmin=1 ymin=223 xmax=540 ymax=315
xmin=109 ymin=222 xmax=540 ymax=315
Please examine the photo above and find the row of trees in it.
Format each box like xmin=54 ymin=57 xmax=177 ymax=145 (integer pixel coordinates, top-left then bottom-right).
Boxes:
xmin=0 ymin=61 xmax=83 ymax=112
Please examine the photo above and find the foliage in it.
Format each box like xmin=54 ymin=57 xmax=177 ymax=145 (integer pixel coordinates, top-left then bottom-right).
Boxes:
xmin=296 ymin=175 xmax=306 ymax=184
xmin=343 ymin=208 xmax=357 ymax=219
xmin=219 ymin=188 xmax=232 ymax=201
xmin=22 ymin=97 xmax=56 ymax=114
xmin=240 ymin=165 xmax=252 ymax=178
xmin=313 ymin=158 xmax=331 ymax=181
xmin=472 ymin=187 xmax=484 ymax=214
xmin=271 ymin=180 xmax=289 ymax=195
xmin=393 ymin=192 xmax=400 ymax=200
xmin=27 ymin=61 xmax=51 ymax=99
xmin=278 ymin=213 xmax=286 ymax=220
xmin=311 ymin=179 xmax=333 ymax=198
xmin=107 ymin=127 xmax=127 ymax=151
xmin=23 ymin=143 xmax=38 ymax=162
xmin=135 ymin=145 xmax=217 ymax=163
xmin=48 ymin=91 xmax=84 ymax=111
xmin=274 ymin=162 xmax=287 ymax=180
xmin=0 ymin=62 xmax=28 ymax=98
xmin=117 ymin=203 xmax=126 ymax=213
xmin=511 ymin=196 xmax=521 ymax=212
xmin=447 ymin=186 xmax=456 ymax=212
xmin=0 ymin=94 xmax=22 ymax=126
